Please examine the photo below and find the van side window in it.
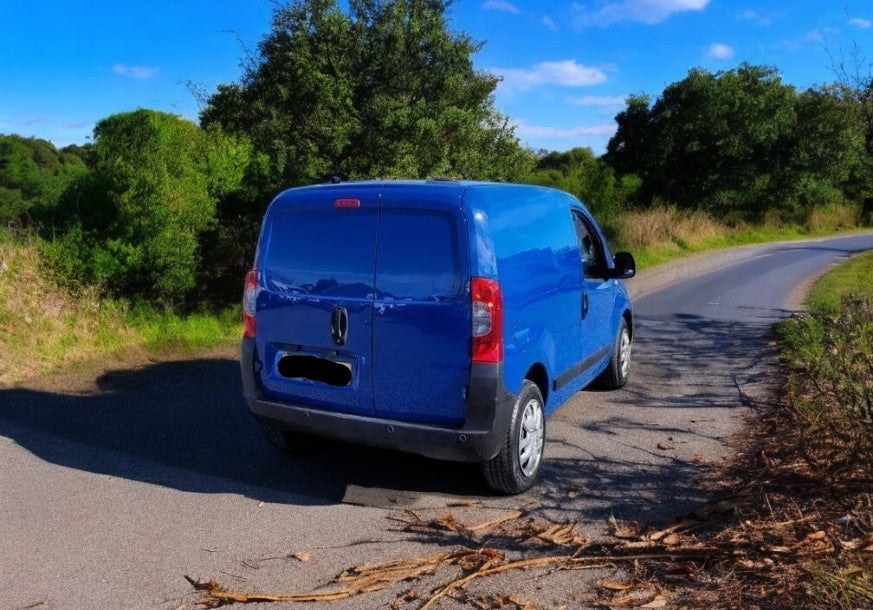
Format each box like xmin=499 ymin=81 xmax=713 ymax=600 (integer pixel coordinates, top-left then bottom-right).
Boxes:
xmin=376 ymin=210 xmax=461 ymax=300
xmin=571 ymin=210 xmax=605 ymax=278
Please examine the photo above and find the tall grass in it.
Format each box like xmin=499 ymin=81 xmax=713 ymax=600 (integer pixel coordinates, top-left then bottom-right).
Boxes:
xmin=613 ymin=202 xmax=867 ymax=269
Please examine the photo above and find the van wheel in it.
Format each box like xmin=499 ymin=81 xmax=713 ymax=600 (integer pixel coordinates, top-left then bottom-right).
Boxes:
xmin=481 ymin=381 xmax=545 ymax=494
xmin=260 ymin=421 xmax=316 ymax=453
xmin=597 ymin=318 xmax=631 ymax=390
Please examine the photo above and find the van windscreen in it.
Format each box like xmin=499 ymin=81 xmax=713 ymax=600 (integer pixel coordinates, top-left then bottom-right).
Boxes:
xmin=263 ymin=210 xmax=376 ymax=296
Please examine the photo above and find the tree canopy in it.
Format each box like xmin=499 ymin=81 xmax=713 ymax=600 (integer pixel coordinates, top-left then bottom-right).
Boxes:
xmin=201 ymin=0 xmax=532 ymax=194
xmin=606 ymin=64 xmax=872 ymax=221
xmin=0 ymin=134 xmax=87 ymax=223
xmin=42 ymin=110 xmax=248 ymax=304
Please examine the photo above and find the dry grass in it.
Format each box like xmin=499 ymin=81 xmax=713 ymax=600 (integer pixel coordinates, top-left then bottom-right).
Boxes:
xmin=806 ymin=202 xmax=861 ymax=233
xmin=616 ymin=207 xmax=727 ymax=251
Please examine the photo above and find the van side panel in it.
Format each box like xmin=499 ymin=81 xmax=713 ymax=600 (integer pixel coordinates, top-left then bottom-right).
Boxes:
xmin=464 ymin=187 xmax=583 ymax=411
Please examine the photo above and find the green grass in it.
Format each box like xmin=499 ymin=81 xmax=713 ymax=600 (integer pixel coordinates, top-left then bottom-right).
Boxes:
xmin=805 ymin=250 xmax=873 ymax=313
xmin=126 ymin=304 xmax=242 ymax=352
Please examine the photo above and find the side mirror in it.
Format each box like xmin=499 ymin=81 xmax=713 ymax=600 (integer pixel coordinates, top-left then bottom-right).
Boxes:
xmin=611 ymin=252 xmax=636 ymax=279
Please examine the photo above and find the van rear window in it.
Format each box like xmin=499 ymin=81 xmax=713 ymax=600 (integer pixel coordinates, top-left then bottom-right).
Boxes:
xmin=264 ymin=210 xmax=376 ymax=296
xmin=376 ymin=211 xmax=461 ymax=300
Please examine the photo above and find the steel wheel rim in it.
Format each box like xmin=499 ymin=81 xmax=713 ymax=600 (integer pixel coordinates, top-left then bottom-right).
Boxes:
xmin=517 ymin=398 xmax=544 ymax=477
xmin=619 ymin=328 xmax=631 ymax=379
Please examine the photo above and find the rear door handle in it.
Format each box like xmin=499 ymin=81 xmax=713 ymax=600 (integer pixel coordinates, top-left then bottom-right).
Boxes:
xmin=331 ymin=306 xmax=348 ymax=346
xmin=581 ymin=292 xmax=589 ymax=319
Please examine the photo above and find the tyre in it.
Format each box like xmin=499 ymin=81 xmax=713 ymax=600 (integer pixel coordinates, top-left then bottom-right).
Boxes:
xmin=481 ymin=380 xmax=546 ymax=494
xmin=260 ymin=420 xmax=316 ymax=453
xmin=596 ymin=318 xmax=631 ymax=390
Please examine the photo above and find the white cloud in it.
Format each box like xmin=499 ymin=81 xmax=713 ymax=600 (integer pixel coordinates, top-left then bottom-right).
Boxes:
xmin=495 ymin=60 xmax=607 ymax=92
xmin=848 ymin=17 xmax=871 ymax=29
xmin=573 ymin=0 xmax=708 ymax=27
xmin=112 ymin=63 xmax=160 ymax=80
xmin=542 ymin=15 xmax=558 ymax=31
xmin=63 ymin=120 xmax=89 ymax=129
xmin=707 ymin=42 xmax=734 ymax=59
xmin=566 ymin=95 xmax=626 ymax=106
xmin=783 ymin=28 xmax=837 ymax=50
xmin=514 ymin=120 xmax=617 ymax=138
xmin=738 ymin=9 xmax=773 ymax=26
xmin=482 ymin=0 xmax=520 ymax=14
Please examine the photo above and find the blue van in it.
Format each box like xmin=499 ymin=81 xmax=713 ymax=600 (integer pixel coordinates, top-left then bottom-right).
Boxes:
xmin=241 ymin=181 xmax=635 ymax=493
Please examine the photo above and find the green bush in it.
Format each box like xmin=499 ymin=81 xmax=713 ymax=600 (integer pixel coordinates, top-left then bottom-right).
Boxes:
xmin=41 ymin=110 xmax=253 ymax=306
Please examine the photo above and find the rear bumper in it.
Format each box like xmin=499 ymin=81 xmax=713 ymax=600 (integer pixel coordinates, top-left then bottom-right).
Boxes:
xmin=240 ymin=339 xmax=515 ymax=462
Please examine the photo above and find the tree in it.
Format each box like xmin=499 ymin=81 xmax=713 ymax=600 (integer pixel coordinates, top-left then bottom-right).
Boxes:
xmin=0 ymin=134 xmax=87 ymax=223
xmin=201 ymin=0 xmax=531 ymax=196
xmin=43 ymin=110 xmax=247 ymax=305
xmin=782 ymin=85 xmax=868 ymax=214
xmin=526 ymin=147 xmax=637 ymax=235
xmin=606 ymin=65 xmax=873 ymax=222
xmin=607 ymin=65 xmax=799 ymax=219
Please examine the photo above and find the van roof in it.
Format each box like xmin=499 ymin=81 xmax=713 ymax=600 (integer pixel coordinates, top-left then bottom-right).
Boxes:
xmin=275 ymin=179 xmax=567 ymax=196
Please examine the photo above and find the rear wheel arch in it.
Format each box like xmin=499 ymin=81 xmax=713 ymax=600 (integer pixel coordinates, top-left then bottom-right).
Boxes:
xmin=524 ymin=362 xmax=549 ymax=406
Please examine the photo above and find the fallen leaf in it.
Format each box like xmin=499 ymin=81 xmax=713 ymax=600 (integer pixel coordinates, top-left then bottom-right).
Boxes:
xmin=691 ymin=454 xmax=705 ymax=463
xmin=607 ymin=515 xmax=642 ymax=539
xmin=446 ymin=499 xmax=482 ymax=508
xmin=291 ymin=551 xmax=311 ymax=562
xmin=609 ymin=586 xmax=658 ymax=608
xmin=662 ymin=533 xmax=681 ymax=546
xmin=600 ymin=580 xmax=634 ymax=591
xmin=640 ymin=594 xmax=669 ymax=608
xmin=257 ymin=501 xmax=264 ymax=508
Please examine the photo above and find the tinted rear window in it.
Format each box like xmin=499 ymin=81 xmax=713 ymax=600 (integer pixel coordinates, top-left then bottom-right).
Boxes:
xmin=376 ymin=210 xmax=461 ymax=300
xmin=263 ymin=210 xmax=376 ymax=296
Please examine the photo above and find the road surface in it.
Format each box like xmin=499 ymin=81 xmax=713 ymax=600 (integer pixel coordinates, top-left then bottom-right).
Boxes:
xmin=2 ymin=232 xmax=871 ymax=609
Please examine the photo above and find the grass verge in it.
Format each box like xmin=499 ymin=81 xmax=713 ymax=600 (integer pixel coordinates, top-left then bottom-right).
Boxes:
xmin=610 ymin=249 xmax=873 ymax=608
xmin=0 ymin=237 xmax=240 ymax=387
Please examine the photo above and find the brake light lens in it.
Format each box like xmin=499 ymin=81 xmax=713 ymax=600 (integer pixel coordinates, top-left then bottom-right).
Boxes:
xmin=471 ymin=277 xmax=503 ymax=363
xmin=334 ymin=198 xmax=361 ymax=208
xmin=243 ymin=268 xmax=259 ymax=338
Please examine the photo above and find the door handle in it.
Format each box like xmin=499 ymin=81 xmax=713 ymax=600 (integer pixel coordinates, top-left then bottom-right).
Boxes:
xmin=582 ymin=292 xmax=589 ymax=319
xmin=331 ymin=307 xmax=348 ymax=346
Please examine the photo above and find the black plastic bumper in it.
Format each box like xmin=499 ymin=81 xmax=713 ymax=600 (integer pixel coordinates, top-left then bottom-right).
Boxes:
xmin=240 ymin=338 xmax=515 ymax=463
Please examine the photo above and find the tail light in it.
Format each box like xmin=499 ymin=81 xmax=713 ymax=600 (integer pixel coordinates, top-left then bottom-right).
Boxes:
xmin=243 ymin=268 xmax=259 ymax=338
xmin=471 ymin=277 xmax=503 ymax=363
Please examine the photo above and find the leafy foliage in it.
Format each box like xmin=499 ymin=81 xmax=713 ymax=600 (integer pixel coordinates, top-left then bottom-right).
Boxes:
xmin=526 ymin=147 xmax=639 ymax=237
xmin=607 ymin=64 xmax=873 ymax=222
xmin=0 ymin=134 xmax=87 ymax=223
xmin=201 ymin=0 xmax=532 ymax=196
xmin=42 ymin=110 xmax=248 ymax=305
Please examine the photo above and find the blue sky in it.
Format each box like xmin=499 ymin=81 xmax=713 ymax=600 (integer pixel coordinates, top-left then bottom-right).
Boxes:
xmin=2 ymin=1 xmax=872 ymax=154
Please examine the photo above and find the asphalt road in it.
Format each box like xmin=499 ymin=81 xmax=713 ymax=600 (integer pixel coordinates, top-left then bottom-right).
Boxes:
xmin=2 ymin=232 xmax=872 ymax=609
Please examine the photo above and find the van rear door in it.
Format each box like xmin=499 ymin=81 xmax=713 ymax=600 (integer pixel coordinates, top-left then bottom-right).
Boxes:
xmin=256 ymin=188 xmax=378 ymax=416
xmin=372 ymin=193 xmax=471 ymax=427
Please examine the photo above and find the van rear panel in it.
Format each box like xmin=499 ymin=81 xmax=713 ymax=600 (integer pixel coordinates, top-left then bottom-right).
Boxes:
xmin=372 ymin=204 xmax=470 ymax=427
xmin=255 ymin=184 xmax=471 ymax=427
xmin=256 ymin=191 xmax=378 ymax=416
